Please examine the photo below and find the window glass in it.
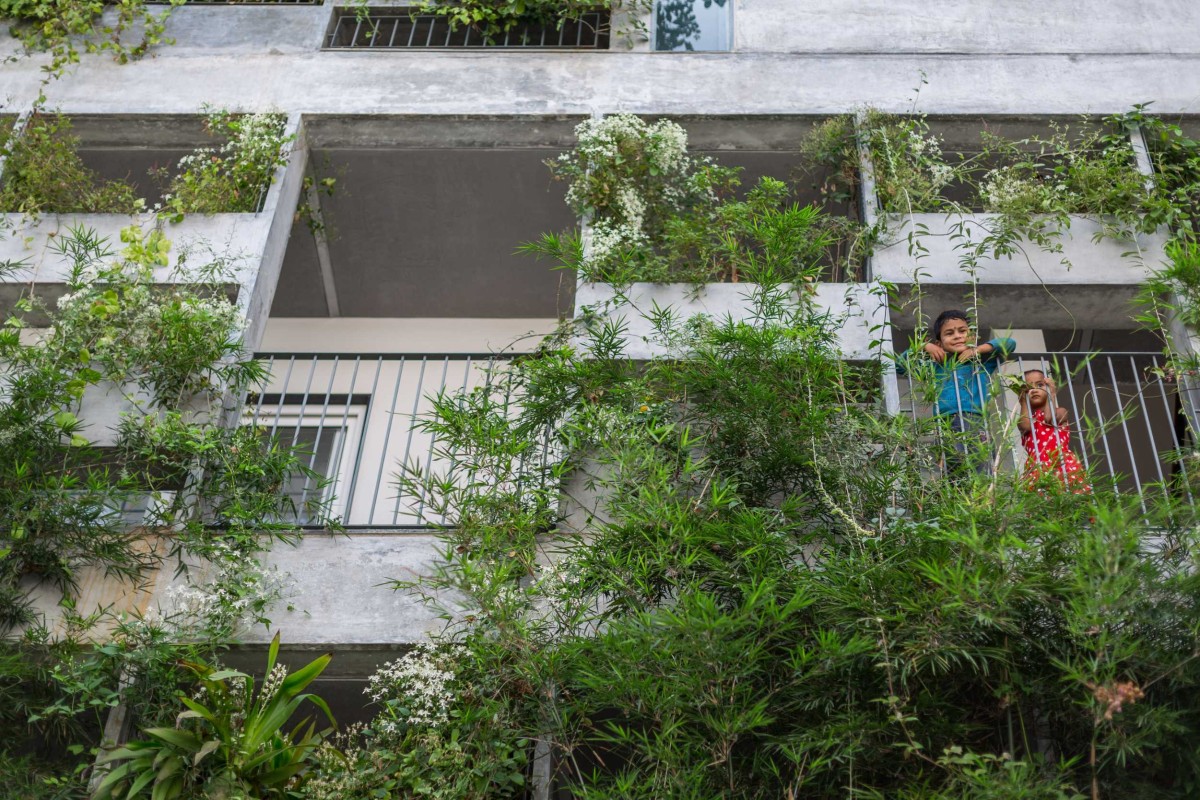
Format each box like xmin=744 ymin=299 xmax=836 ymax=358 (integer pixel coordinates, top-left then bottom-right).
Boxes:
xmin=655 ymin=0 xmax=733 ymax=52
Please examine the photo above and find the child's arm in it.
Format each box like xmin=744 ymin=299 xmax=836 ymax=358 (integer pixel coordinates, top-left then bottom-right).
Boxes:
xmin=895 ymin=342 xmax=946 ymax=376
xmin=971 ymin=337 xmax=1016 ymax=362
xmin=1055 ymin=406 xmax=1069 ymax=426
xmin=1016 ymin=400 xmax=1033 ymax=434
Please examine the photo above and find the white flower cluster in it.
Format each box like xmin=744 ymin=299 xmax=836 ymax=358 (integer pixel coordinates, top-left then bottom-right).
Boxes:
xmin=589 ymin=219 xmax=646 ymax=263
xmin=155 ymin=540 xmax=291 ymax=637
xmin=565 ymin=113 xmax=692 ymax=223
xmin=980 ymin=167 xmax=1059 ymax=212
xmin=365 ymin=642 xmax=465 ymax=729
xmin=902 ymin=128 xmax=957 ymax=189
xmin=260 ymin=663 xmax=289 ymax=701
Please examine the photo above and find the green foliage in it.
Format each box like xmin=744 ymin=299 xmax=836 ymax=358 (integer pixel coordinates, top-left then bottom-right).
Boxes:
xmin=0 ymin=0 xmax=180 ymax=80
xmin=0 ymin=112 xmax=142 ymax=214
xmin=157 ymin=111 xmax=293 ymax=221
xmin=527 ymin=114 xmax=866 ymax=284
xmin=0 ymin=226 xmax=334 ymax=788
xmin=304 ymin=645 xmax=529 ymax=800
xmin=94 ymin=633 xmax=335 ymax=799
xmin=410 ymin=0 xmax=649 ymax=40
xmin=367 ymin=279 xmax=1200 ymax=798
xmin=0 ymin=109 xmax=292 ymax=217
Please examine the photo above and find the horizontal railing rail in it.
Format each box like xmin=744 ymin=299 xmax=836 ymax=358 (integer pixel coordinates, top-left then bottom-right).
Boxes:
xmin=247 ymin=352 xmax=527 ymax=528
xmin=896 ymin=350 xmax=1194 ymax=509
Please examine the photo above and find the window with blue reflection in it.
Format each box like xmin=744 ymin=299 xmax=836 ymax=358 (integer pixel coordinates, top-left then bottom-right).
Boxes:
xmin=654 ymin=0 xmax=732 ymax=52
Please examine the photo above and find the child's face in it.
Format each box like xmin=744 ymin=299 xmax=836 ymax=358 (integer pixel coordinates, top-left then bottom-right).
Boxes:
xmin=936 ymin=318 xmax=972 ymax=352
xmin=1023 ymin=371 xmax=1053 ymax=408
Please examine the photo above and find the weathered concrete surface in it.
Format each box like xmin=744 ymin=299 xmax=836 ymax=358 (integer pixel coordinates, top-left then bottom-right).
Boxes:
xmin=873 ymin=214 xmax=1168 ymax=284
xmin=886 ymin=283 xmax=1147 ymax=332
xmin=735 ymin=0 xmax=1200 ymax=54
xmin=573 ymin=281 xmax=886 ymax=360
xmin=18 ymin=534 xmax=450 ymax=646
xmin=240 ymin=533 xmax=449 ymax=645
xmin=0 ymin=212 xmax=269 ymax=282
xmin=3 ymin=52 xmax=1200 ymax=117
xmin=260 ymin=317 xmax=559 ymax=353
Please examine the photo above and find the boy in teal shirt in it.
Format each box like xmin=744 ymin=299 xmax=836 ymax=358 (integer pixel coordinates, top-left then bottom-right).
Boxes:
xmin=897 ymin=310 xmax=1016 ymax=475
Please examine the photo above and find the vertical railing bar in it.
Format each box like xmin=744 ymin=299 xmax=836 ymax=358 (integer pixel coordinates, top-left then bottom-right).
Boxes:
xmin=345 ymin=356 xmax=383 ymax=524
xmin=289 ymin=356 xmax=319 ymax=450
xmin=269 ymin=356 xmax=297 ymax=434
xmin=414 ymin=356 xmax=452 ymax=523
xmin=1106 ymin=357 xmax=1146 ymax=512
xmin=1084 ymin=358 xmax=1121 ymax=497
xmin=369 ymin=357 xmax=406 ymax=523
xmin=1151 ymin=354 xmax=1195 ymax=503
xmin=463 ymin=24 xmax=471 ymax=46
xmin=406 ymin=15 xmax=420 ymax=46
xmin=388 ymin=15 xmax=401 ymax=46
xmin=575 ymin=16 xmax=583 ymax=45
xmin=351 ymin=18 xmax=363 ymax=46
xmin=540 ymin=22 xmax=547 ymax=46
xmin=1059 ymin=355 xmax=1093 ymax=475
xmin=298 ymin=356 xmax=341 ymax=521
xmin=444 ymin=16 xmax=453 ymax=46
xmin=393 ymin=357 xmax=429 ymax=524
xmin=252 ymin=355 xmax=276 ymax=424
xmin=1018 ymin=357 xmax=1041 ymax=474
xmin=322 ymin=356 xmax=362 ymax=525
xmin=1131 ymin=355 xmax=1171 ymax=506
xmin=425 ymin=15 xmax=436 ymax=45
xmin=441 ymin=356 xmax=475 ymax=526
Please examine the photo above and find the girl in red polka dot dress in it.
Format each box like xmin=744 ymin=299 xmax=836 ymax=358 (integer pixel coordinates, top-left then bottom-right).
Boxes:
xmin=1016 ymin=369 xmax=1091 ymax=494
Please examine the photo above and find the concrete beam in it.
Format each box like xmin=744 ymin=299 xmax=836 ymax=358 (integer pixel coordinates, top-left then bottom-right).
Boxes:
xmin=5 ymin=52 xmax=1200 ymax=118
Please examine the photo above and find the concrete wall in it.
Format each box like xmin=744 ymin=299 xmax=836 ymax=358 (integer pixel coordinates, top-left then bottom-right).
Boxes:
xmin=2 ymin=2 xmax=1199 ymax=115
xmin=261 ymin=318 xmax=559 ymax=353
xmin=574 ymin=281 xmax=886 ymax=360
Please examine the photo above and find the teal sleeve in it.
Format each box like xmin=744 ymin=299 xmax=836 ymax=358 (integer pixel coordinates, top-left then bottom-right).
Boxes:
xmin=985 ymin=337 xmax=1016 ymax=362
xmin=895 ymin=347 xmax=915 ymax=376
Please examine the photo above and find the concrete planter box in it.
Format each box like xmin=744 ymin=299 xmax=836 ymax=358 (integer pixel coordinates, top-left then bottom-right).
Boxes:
xmin=873 ymin=213 xmax=1169 ymax=330
xmin=0 ymin=212 xmax=272 ymax=285
xmin=75 ymin=381 xmax=213 ymax=447
xmin=573 ymin=281 xmax=885 ymax=360
xmin=22 ymin=532 xmax=449 ymax=645
xmin=873 ymin=213 xmax=1168 ymax=285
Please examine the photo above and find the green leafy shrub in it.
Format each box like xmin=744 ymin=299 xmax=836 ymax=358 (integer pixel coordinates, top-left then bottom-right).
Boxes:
xmin=304 ymin=644 xmax=529 ymax=800
xmin=411 ymin=0 xmax=649 ymax=40
xmin=0 ymin=113 xmax=142 ymax=214
xmin=0 ymin=0 xmax=180 ymax=79
xmin=526 ymin=113 xmax=865 ymax=283
xmin=0 ymin=109 xmax=292 ymax=217
xmin=157 ymin=111 xmax=293 ymax=220
xmin=0 ymin=226 xmax=334 ymax=790
xmin=368 ymin=279 xmax=1200 ymax=798
xmin=94 ymin=633 xmax=335 ymax=799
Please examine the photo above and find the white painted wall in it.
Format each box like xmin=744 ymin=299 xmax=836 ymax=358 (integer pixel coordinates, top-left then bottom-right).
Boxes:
xmin=260 ymin=318 xmax=559 ymax=354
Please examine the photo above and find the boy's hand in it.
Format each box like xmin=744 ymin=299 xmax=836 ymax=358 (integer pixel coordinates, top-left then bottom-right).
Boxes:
xmin=923 ymin=342 xmax=947 ymax=362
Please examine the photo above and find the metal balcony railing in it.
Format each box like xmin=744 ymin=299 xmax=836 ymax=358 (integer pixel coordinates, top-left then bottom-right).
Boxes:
xmin=248 ymin=349 xmax=1193 ymax=529
xmin=897 ymin=351 xmax=1195 ymax=508
xmin=247 ymin=352 xmax=529 ymax=528
xmin=324 ymin=8 xmax=611 ymax=49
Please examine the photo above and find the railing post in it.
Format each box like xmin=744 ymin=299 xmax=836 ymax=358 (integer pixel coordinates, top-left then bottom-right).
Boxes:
xmin=854 ymin=112 xmax=899 ymax=414
xmin=1132 ymin=123 xmax=1200 ymax=443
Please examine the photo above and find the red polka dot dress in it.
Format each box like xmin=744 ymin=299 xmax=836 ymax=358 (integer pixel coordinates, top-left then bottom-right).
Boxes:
xmin=1021 ymin=408 xmax=1091 ymax=494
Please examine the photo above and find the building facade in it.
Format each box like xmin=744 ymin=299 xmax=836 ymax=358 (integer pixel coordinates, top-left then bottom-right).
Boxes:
xmin=2 ymin=0 xmax=1199 ymax=731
